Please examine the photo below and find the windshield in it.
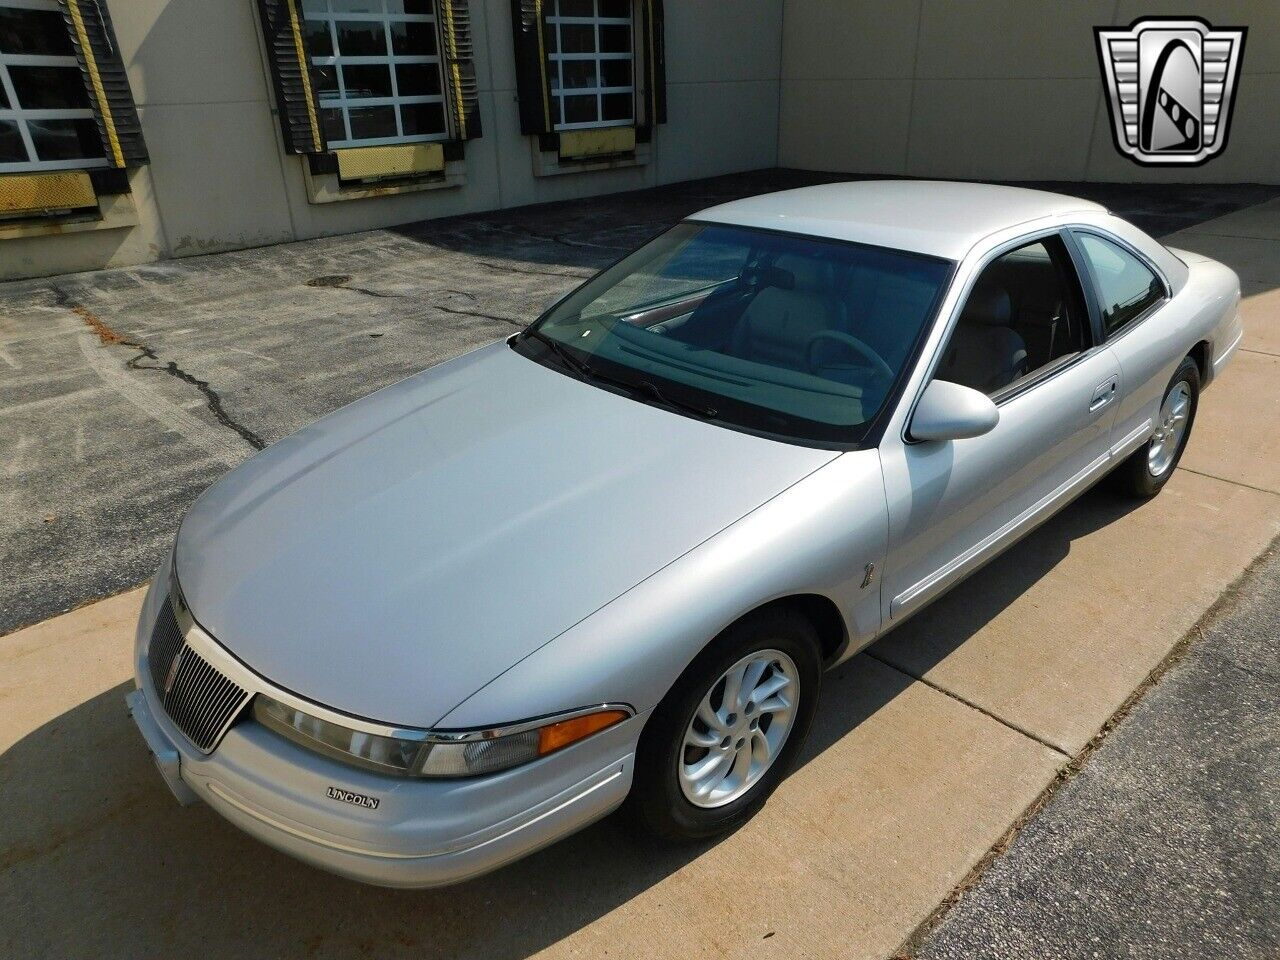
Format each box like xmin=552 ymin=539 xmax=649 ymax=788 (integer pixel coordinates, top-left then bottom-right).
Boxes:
xmin=514 ymin=222 xmax=952 ymax=444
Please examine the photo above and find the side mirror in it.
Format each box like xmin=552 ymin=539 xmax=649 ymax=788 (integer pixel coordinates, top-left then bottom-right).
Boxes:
xmin=910 ymin=380 xmax=999 ymax=442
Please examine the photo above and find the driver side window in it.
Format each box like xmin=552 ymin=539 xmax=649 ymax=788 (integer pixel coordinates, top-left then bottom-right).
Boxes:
xmin=936 ymin=236 xmax=1090 ymax=398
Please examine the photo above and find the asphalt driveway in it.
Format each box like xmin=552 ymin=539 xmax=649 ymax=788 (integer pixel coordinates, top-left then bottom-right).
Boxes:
xmin=915 ymin=543 xmax=1280 ymax=960
xmin=1 ymin=170 xmax=1276 ymax=635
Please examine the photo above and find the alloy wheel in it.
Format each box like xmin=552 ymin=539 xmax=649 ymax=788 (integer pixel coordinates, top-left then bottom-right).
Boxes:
xmin=678 ymin=648 xmax=799 ymax=809
xmin=1148 ymin=380 xmax=1192 ymax=478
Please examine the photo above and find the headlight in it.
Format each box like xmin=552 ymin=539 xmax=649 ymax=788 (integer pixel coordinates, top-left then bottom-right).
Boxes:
xmin=253 ymin=695 xmax=630 ymax=778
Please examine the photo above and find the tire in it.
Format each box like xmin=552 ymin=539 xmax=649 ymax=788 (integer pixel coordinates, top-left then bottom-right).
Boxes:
xmin=627 ymin=607 xmax=822 ymax=842
xmin=1111 ymin=355 xmax=1200 ymax=499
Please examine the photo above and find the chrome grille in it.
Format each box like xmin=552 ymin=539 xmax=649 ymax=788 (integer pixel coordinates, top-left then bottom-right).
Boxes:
xmin=147 ymin=597 xmax=250 ymax=752
xmin=147 ymin=598 xmax=185 ymax=696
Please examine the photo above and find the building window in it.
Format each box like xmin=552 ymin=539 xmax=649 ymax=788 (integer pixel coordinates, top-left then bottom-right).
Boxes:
xmin=302 ymin=0 xmax=449 ymax=148
xmin=0 ymin=0 xmax=107 ymax=172
xmin=546 ymin=0 xmax=633 ymax=131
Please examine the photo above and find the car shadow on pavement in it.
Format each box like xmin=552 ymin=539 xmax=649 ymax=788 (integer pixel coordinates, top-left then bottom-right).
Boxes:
xmin=0 ymin=487 xmax=1142 ymax=960
xmin=858 ymin=482 xmax=1147 ymax=692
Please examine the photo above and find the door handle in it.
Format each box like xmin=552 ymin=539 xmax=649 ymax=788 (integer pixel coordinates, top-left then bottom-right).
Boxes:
xmin=1089 ymin=376 xmax=1118 ymax=412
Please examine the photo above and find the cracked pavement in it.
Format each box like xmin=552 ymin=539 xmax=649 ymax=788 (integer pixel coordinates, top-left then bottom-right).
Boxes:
xmin=1 ymin=170 xmax=1276 ymax=635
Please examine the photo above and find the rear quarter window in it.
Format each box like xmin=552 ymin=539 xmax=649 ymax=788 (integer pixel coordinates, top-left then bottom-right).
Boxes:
xmin=1077 ymin=233 xmax=1165 ymax=337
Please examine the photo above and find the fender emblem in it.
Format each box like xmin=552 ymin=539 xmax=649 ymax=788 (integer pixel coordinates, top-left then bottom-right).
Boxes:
xmin=327 ymin=786 xmax=380 ymax=810
xmin=860 ymin=562 xmax=876 ymax=589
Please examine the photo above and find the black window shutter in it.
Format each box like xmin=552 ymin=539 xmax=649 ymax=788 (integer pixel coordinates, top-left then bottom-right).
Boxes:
xmin=510 ymin=0 xmax=553 ymax=135
xmin=60 ymin=0 xmax=147 ymax=167
xmin=439 ymin=0 xmax=482 ymax=140
xmin=256 ymin=0 xmax=325 ymax=154
xmin=641 ymin=0 xmax=666 ymax=125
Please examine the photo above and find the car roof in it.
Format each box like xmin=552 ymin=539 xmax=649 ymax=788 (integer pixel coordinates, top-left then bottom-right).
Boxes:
xmin=693 ymin=180 xmax=1108 ymax=261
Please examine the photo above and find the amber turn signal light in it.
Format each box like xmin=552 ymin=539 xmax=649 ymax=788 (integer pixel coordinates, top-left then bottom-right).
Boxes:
xmin=536 ymin=709 xmax=629 ymax=755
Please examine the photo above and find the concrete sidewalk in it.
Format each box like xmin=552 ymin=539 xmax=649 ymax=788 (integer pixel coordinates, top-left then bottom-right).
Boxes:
xmin=2 ymin=182 xmax=1279 ymax=959
xmin=914 ymin=545 xmax=1280 ymax=960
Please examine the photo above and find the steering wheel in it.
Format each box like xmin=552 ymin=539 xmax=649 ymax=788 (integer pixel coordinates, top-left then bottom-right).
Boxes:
xmin=805 ymin=331 xmax=895 ymax=383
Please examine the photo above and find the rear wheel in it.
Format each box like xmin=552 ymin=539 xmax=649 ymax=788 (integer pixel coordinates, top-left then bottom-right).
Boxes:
xmin=628 ymin=608 xmax=821 ymax=841
xmin=1112 ymin=356 xmax=1199 ymax=498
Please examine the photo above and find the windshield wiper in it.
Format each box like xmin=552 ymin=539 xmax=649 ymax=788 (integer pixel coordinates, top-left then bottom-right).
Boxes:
xmin=632 ymin=378 xmax=719 ymax=420
xmin=521 ymin=328 xmax=592 ymax=380
xmin=522 ymin=329 xmax=718 ymax=420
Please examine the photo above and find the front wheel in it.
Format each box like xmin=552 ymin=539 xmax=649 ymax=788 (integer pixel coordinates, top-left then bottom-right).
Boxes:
xmin=627 ymin=608 xmax=822 ymax=841
xmin=1112 ymin=356 xmax=1200 ymax=498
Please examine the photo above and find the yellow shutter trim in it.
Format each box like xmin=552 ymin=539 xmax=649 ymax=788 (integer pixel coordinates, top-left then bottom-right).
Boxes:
xmin=534 ymin=0 xmax=551 ymax=131
xmin=335 ymin=143 xmax=444 ymax=180
xmin=559 ymin=127 xmax=636 ymax=159
xmin=439 ymin=0 xmax=467 ymax=138
xmin=63 ymin=0 xmax=123 ymax=168
xmin=0 ymin=172 xmax=96 ymax=214
xmin=284 ymin=0 xmax=323 ymax=152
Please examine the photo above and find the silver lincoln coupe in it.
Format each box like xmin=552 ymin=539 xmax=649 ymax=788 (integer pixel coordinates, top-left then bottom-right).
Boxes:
xmin=128 ymin=181 xmax=1242 ymax=886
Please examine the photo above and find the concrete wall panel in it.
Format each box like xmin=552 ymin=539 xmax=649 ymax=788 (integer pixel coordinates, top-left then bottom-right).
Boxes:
xmin=18 ymin=0 xmax=1277 ymax=282
xmin=656 ymin=81 xmax=779 ymax=185
xmin=666 ymin=0 xmax=783 ymax=84
xmin=778 ymin=79 xmax=911 ymax=175
xmin=781 ymin=0 xmax=920 ymax=81
xmin=482 ymin=0 xmax=517 ymax=94
xmin=139 ymin=102 xmax=294 ymax=257
xmin=780 ymin=0 xmax=1279 ymax=184
xmin=488 ymin=96 xmax=655 ymax=209
xmin=915 ymin=0 xmax=1115 ymax=80
xmin=110 ymin=0 xmax=271 ymax=107
xmin=0 ymin=219 xmax=156 ymax=282
xmin=906 ymin=78 xmax=1099 ymax=181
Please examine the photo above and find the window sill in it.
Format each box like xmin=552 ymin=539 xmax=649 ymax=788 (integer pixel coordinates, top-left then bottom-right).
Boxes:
xmin=531 ymin=137 xmax=651 ymax=178
xmin=0 ymin=189 xmax=137 ymax=241
xmin=302 ymin=156 xmax=466 ymax=204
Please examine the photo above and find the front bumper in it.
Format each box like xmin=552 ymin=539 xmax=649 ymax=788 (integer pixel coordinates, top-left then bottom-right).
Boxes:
xmin=127 ymin=574 xmax=641 ymax=888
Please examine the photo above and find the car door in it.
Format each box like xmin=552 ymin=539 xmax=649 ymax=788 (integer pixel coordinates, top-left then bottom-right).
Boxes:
xmin=1069 ymin=229 xmax=1176 ymax=461
xmin=878 ymin=230 xmax=1122 ymax=624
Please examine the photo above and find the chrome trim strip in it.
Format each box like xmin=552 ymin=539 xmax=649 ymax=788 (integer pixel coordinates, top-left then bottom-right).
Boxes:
xmin=426 ymin=702 xmax=636 ymax=741
xmin=891 ymin=450 xmax=1113 ymax=619
xmin=167 ymin=565 xmax=633 ymax=742
xmin=1110 ymin=418 xmax=1154 ymax=459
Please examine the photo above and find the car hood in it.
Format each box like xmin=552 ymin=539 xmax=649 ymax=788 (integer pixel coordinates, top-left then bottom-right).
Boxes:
xmin=175 ymin=341 xmax=836 ymax=728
